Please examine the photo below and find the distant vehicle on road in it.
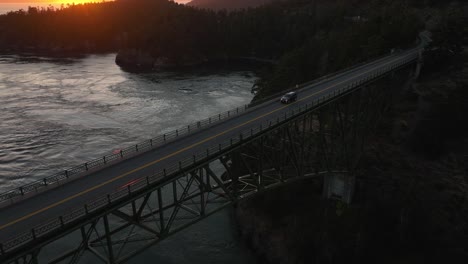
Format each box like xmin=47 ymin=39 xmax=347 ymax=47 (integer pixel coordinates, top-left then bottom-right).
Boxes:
xmin=280 ymin=91 xmax=297 ymax=104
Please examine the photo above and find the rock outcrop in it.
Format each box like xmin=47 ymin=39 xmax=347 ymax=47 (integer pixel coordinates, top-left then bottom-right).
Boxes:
xmin=115 ymin=49 xmax=157 ymax=71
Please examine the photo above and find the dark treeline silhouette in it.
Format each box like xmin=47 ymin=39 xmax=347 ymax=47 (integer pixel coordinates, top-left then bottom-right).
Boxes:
xmin=0 ymin=0 xmax=187 ymax=54
xmin=188 ymin=0 xmax=273 ymax=10
xmin=1 ymin=0 xmax=456 ymax=96
xmin=0 ymin=0 xmax=423 ymax=57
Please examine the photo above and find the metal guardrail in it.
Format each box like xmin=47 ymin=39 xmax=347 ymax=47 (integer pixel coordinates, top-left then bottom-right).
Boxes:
xmin=0 ymin=45 xmax=422 ymax=207
xmin=249 ymin=44 xmax=424 ymax=109
xmin=0 ymin=103 xmax=256 ymax=205
xmin=0 ymin=51 xmax=419 ymax=254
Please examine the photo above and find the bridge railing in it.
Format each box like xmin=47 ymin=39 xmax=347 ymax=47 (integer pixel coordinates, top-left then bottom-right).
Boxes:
xmin=0 ymin=103 xmax=255 ymax=207
xmin=249 ymin=45 xmax=422 ymax=108
xmin=0 ymin=54 xmax=419 ymax=254
xmin=0 ymin=45 xmax=423 ymax=208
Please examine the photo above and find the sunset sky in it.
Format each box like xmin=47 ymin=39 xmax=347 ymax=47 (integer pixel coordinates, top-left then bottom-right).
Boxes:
xmin=0 ymin=0 xmax=190 ymax=3
xmin=0 ymin=0 xmax=191 ymax=15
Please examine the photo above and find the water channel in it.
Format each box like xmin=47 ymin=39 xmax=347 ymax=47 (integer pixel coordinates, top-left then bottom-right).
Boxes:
xmin=0 ymin=53 xmax=258 ymax=263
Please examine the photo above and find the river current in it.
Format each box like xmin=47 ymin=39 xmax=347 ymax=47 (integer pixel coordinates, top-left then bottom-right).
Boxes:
xmin=0 ymin=53 xmax=257 ymax=263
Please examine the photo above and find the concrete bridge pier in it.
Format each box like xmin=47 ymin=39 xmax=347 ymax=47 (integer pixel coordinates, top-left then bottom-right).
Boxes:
xmin=322 ymin=172 xmax=355 ymax=204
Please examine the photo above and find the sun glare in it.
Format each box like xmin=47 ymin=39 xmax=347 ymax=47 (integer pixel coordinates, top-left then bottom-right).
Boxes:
xmin=51 ymin=0 xmax=111 ymax=5
xmin=48 ymin=0 xmax=188 ymax=5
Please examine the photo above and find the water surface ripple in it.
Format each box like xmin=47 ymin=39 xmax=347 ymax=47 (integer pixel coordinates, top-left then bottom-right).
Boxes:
xmin=0 ymin=53 xmax=258 ymax=263
xmin=0 ymin=54 xmax=256 ymax=191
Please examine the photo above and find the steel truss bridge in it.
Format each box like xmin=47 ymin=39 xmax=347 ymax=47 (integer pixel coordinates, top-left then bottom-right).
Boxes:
xmin=0 ymin=41 xmax=426 ymax=264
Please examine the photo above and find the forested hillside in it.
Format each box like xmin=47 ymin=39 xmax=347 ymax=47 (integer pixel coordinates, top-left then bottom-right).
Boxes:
xmin=0 ymin=0 xmax=423 ymax=59
xmin=236 ymin=3 xmax=468 ymax=262
xmin=0 ymin=0 xmax=452 ymax=97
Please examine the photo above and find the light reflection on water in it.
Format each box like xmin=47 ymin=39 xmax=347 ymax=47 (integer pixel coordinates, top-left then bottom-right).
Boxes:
xmin=0 ymin=54 xmax=255 ymax=190
xmin=0 ymin=53 xmax=257 ymax=263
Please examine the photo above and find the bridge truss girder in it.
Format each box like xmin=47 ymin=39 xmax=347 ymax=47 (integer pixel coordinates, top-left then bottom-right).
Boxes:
xmin=4 ymin=70 xmax=404 ymax=264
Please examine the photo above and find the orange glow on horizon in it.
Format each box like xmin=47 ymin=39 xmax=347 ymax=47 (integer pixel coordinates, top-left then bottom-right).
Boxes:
xmin=49 ymin=0 xmax=112 ymax=5
xmin=47 ymin=0 xmax=190 ymax=6
xmin=0 ymin=0 xmax=189 ymax=3
xmin=0 ymin=0 xmax=190 ymax=13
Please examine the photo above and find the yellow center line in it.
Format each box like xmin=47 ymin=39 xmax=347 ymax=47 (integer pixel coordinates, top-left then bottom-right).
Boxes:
xmin=0 ymin=53 xmax=411 ymax=231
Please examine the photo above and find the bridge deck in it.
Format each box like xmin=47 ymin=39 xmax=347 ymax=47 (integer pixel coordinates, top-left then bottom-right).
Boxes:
xmin=0 ymin=48 xmax=420 ymax=244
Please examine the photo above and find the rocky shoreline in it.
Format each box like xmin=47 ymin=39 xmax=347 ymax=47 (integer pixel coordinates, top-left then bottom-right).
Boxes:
xmin=115 ymin=48 xmax=207 ymax=71
xmin=115 ymin=48 xmax=276 ymax=72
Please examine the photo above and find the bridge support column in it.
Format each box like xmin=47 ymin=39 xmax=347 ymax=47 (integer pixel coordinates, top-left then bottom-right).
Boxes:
xmin=414 ymin=50 xmax=423 ymax=79
xmin=323 ymin=172 xmax=355 ymax=204
xmin=230 ymin=151 xmax=242 ymax=201
xmin=220 ymin=152 xmax=241 ymax=201
xmin=103 ymin=215 xmax=115 ymax=264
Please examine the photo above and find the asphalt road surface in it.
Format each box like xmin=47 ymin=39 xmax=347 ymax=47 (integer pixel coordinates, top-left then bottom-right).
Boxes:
xmin=0 ymin=47 xmax=421 ymax=244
